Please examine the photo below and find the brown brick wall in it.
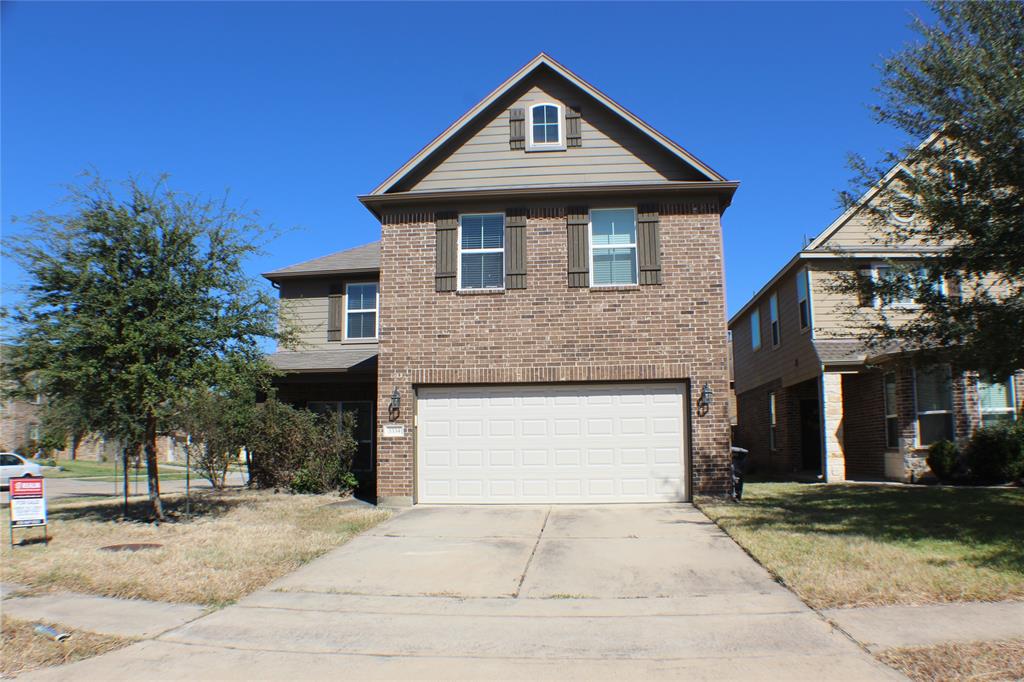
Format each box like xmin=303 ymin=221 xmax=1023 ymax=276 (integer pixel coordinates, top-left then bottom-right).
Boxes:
xmin=376 ymin=196 xmax=732 ymax=500
xmin=842 ymin=371 xmax=887 ymax=478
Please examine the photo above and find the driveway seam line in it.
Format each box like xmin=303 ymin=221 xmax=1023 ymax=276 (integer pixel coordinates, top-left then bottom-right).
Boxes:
xmin=514 ymin=507 xmax=550 ymax=599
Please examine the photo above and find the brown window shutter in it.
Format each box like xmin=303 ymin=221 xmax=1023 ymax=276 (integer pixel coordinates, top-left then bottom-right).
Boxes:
xmin=505 ymin=210 xmax=527 ymax=289
xmin=435 ymin=211 xmax=458 ymax=292
xmin=327 ymin=293 xmax=343 ymax=341
xmin=637 ymin=205 xmax=662 ymax=285
xmin=566 ymin=106 xmax=582 ymax=147
xmin=509 ymin=108 xmax=525 ymax=150
xmin=566 ymin=207 xmax=589 ymax=288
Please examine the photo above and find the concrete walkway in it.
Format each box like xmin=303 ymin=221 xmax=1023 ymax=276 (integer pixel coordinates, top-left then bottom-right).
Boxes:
xmin=823 ymin=601 xmax=1024 ymax=652
xmin=21 ymin=504 xmax=898 ymax=680
xmin=2 ymin=592 xmax=208 ymax=639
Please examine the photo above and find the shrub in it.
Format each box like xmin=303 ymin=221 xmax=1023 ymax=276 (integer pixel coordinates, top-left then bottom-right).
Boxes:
xmin=926 ymin=440 xmax=960 ymax=481
xmin=963 ymin=423 xmax=1024 ymax=483
xmin=246 ymin=399 xmax=358 ymax=495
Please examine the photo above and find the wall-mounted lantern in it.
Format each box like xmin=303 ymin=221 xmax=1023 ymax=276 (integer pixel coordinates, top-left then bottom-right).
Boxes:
xmin=388 ymin=387 xmax=401 ymax=421
xmin=697 ymin=382 xmax=714 ymax=416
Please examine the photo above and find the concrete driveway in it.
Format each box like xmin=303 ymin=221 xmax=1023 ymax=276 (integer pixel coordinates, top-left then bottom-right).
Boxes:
xmin=28 ymin=504 xmax=899 ymax=680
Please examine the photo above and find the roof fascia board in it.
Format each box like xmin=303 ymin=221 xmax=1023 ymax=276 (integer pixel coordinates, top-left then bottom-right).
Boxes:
xmin=728 ymin=253 xmax=804 ymax=328
xmin=368 ymin=53 xmax=726 ymax=196
xmin=262 ymin=267 xmax=380 ymax=282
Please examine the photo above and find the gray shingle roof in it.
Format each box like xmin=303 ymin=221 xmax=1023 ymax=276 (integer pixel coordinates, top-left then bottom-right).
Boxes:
xmin=813 ymin=338 xmax=910 ymax=366
xmin=263 ymin=242 xmax=380 ymax=280
xmin=267 ymin=348 xmax=378 ymax=373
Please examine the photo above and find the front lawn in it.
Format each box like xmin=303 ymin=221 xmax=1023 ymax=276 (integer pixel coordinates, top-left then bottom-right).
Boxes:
xmin=697 ymin=483 xmax=1024 ymax=608
xmin=43 ymin=459 xmax=190 ymax=480
xmin=877 ymin=639 xmax=1024 ymax=682
xmin=0 ymin=617 xmax=134 ymax=677
xmin=0 ymin=490 xmax=388 ymax=606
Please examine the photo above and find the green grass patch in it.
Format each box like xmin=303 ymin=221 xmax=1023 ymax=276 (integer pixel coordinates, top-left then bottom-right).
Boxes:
xmin=697 ymin=483 xmax=1024 ymax=608
xmin=44 ymin=460 xmax=189 ymax=480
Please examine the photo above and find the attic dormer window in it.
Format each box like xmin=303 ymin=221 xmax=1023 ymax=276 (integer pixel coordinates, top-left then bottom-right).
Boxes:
xmin=529 ymin=103 xmax=562 ymax=149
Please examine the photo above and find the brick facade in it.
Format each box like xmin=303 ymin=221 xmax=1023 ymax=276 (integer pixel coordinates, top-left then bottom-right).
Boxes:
xmin=842 ymin=371 xmax=887 ymax=479
xmin=375 ymin=198 xmax=732 ymax=503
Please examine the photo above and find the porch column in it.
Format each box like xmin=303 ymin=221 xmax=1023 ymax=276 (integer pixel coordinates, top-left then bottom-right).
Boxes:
xmin=821 ymin=372 xmax=846 ymax=482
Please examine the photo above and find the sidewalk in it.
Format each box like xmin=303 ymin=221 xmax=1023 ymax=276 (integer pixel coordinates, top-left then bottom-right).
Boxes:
xmin=822 ymin=601 xmax=1024 ymax=652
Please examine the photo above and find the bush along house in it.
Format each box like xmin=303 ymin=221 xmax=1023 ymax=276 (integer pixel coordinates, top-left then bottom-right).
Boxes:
xmin=264 ymin=54 xmax=737 ymax=505
xmin=728 ymin=153 xmax=1023 ymax=483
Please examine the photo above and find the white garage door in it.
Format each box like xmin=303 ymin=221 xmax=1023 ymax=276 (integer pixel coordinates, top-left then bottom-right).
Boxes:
xmin=416 ymin=383 xmax=687 ymax=504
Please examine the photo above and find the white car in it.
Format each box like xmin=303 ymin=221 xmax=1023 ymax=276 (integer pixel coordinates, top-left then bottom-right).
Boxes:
xmin=0 ymin=452 xmax=44 ymax=488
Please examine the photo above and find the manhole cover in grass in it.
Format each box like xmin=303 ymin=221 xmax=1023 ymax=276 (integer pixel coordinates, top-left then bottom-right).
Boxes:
xmin=99 ymin=543 xmax=163 ymax=552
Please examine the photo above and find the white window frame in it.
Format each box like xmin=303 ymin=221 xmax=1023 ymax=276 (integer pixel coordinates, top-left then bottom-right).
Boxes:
xmin=796 ymin=268 xmax=811 ymax=332
xmin=769 ymin=293 xmax=781 ymax=348
xmin=457 ymin=213 xmax=505 ymax=292
xmin=343 ymin=281 xmax=379 ymax=341
xmin=750 ymin=308 xmax=761 ymax=351
xmin=912 ymin=365 xmax=955 ymax=447
xmin=527 ymin=102 xmax=564 ymax=151
xmin=768 ymin=392 xmax=777 ymax=451
xmin=883 ymin=371 xmax=899 ymax=449
xmin=978 ymin=375 xmax=1017 ymax=426
xmin=871 ymin=262 xmax=945 ymax=310
xmin=589 ymin=207 xmax=639 ymax=288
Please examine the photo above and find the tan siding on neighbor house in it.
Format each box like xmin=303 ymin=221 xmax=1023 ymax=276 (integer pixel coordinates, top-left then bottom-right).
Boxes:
xmin=404 ymin=72 xmax=702 ymax=193
xmin=730 ymin=265 xmax=820 ymax=395
xmin=279 ymin=276 xmax=379 ymax=352
xmin=815 ymin=180 xmax=930 ymax=249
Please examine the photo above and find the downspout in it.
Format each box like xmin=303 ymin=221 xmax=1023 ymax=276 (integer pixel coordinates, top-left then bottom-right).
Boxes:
xmin=817 ymin=364 xmax=828 ymax=481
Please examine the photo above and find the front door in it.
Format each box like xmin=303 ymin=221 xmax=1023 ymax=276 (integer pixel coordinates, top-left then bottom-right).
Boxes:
xmin=799 ymin=399 xmax=821 ymax=472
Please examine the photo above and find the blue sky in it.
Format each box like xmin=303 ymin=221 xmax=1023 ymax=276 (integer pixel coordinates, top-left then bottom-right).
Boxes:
xmin=2 ymin=1 xmax=930 ymax=319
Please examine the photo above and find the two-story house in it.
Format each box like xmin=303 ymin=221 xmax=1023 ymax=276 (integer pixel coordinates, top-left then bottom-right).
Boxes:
xmin=729 ymin=159 xmax=1023 ymax=482
xmin=265 ymin=53 xmax=737 ymax=505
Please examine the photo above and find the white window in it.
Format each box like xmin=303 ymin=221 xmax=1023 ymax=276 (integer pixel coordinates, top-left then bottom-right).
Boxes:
xmin=872 ymin=263 xmax=943 ymax=309
xmin=528 ymin=103 xmax=562 ymax=148
xmin=750 ymin=308 xmax=761 ymax=351
xmin=590 ymin=208 xmax=638 ymax=286
xmin=344 ymin=282 xmax=378 ymax=340
xmin=769 ymin=293 xmax=781 ymax=347
xmin=459 ymin=213 xmax=505 ymax=290
xmin=978 ymin=376 xmax=1016 ymax=427
xmin=796 ymin=268 xmax=811 ymax=331
xmin=914 ymin=365 xmax=954 ymax=446
xmin=768 ymin=392 xmax=777 ymax=450
xmin=884 ymin=372 xmax=899 ymax=448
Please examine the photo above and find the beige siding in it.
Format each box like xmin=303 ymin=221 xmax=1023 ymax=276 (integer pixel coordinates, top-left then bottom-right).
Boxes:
xmin=730 ymin=266 xmax=821 ymax=395
xmin=808 ymin=262 xmax=875 ymax=339
xmin=278 ymin=276 xmax=379 ymax=352
xmin=816 ymin=179 xmax=930 ymax=249
xmin=403 ymin=72 xmax=703 ymax=192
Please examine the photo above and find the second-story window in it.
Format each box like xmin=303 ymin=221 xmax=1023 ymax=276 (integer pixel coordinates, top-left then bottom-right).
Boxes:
xmin=459 ymin=213 xmax=505 ymax=290
xmin=769 ymin=293 xmax=781 ymax=347
xmin=590 ymin=208 xmax=638 ymax=286
xmin=796 ymin=268 xmax=811 ymax=331
xmin=344 ymin=282 xmax=378 ymax=339
xmin=750 ymin=308 xmax=761 ymax=351
xmin=529 ymin=103 xmax=561 ymax=147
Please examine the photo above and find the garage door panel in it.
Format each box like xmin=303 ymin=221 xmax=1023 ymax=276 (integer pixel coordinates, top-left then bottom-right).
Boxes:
xmin=416 ymin=383 xmax=687 ymax=504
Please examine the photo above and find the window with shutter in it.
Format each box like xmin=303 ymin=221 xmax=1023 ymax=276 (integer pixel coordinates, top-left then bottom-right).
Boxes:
xmin=435 ymin=212 xmax=458 ymax=292
xmin=459 ymin=213 xmax=505 ymax=290
xmin=509 ymin=108 xmax=525 ymax=150
xmin=566 ymin=208 xmax=589 ymax=288
xmin=590 ymin=208 xmax=638 ymax=287
xmin=505 ymin=210 xmax=527 ymax=289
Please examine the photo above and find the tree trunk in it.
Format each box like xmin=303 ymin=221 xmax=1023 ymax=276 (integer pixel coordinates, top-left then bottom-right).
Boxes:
xmin=144 ymin=414 xmax=164 ymax=522
xmin=71 ymin=432 xmax=80 ymax=461
xmin=122 ymin=445 xmax=130 ymax=520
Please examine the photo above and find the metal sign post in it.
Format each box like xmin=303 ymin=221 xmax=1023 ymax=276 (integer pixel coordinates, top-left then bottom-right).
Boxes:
xmin=9 ymin=477 xmax=47 ymax=547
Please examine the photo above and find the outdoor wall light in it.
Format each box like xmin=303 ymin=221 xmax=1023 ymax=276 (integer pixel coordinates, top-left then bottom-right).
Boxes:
xmin=388 ymin=387 xmax=401 ymax=420
xmin=697 ymin=382 xmax=714 ymax=416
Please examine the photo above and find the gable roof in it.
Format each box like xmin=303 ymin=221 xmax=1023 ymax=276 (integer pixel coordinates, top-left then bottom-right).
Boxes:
xmin=262 ymin=242 xmax=380 ymax=281
xmin=365 ymin=53 xmax=727 ymax=198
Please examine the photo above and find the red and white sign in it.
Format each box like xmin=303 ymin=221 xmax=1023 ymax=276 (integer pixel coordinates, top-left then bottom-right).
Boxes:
xmin=10 ymin=477 xmax=46 ymax=527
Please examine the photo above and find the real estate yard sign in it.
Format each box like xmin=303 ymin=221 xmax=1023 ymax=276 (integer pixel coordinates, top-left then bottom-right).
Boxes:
xmin=9 ymin=477 xmax=47 ymax=546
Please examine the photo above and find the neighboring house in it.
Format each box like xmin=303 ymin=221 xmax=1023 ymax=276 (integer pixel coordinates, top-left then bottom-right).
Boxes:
xmin=729 ymin=159 xmax=1023 ymax=482
xmin=264 ymin=53 xmax=737 ymax=505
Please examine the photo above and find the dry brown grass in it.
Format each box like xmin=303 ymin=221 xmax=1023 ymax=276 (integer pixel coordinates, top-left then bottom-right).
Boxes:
xmin=878 ymin=639 xmax=1024 ymax=681
xmin=698 ymin=483 xmax=1024 ymax=608
xmin=1 ymin=616 xmax=134 ymax=677
xmin=0 ymin=490 xmax=388 ymax=606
